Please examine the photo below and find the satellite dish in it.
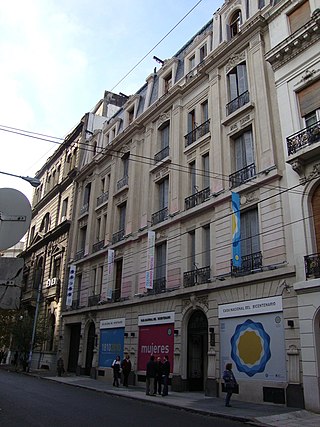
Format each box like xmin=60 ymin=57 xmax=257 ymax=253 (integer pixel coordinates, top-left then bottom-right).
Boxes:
xmin=0 ymin=188 xmax=32 ymax=250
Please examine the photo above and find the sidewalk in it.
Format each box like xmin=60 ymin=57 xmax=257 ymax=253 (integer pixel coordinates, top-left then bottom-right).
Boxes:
xmin=26 ymin=368 xmax=320 ymax=427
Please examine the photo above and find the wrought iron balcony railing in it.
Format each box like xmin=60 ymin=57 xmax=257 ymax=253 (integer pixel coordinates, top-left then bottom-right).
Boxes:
xmin=92 ymin=240 xmax=104 ymax=253
xmin=185 ymin=186 xmax=210 ymax=210
xmin=112 ymin=288 xmax=121 ymax=302
xmin=287 ymin=120 xmax=320 ymax=155
xmin=231 ymin=251 xmax=262 ymax=276
xmin=226 ymin=90 xmax=249 ymax=115
xmin=229 ymin=163 xmax=256 ymax=189
xmin=96 ymin=191 xmax=109 ymax=207
xmin=88 ymin=294 xmax=100 ymax=307
xmin=305 ymin=253 xmax=320 ymax=279
xmin=185 ymin=119 xmax=210 ymax=147
xmin=117 ymin=175 xmax=128 ymax=191
xmin=183 ymin=266 xmax=211 ymax=287
xmin=80 ymin=203 xmax=89 ymax=216
xmin=112 ymin=229 xmax=125 ymax=244
xmin=74 ymin=249 xmax=85 ymax=261
xmin=147 ymin=277 xmax=166 ymax=295
xmin=154 ymin=146 xmax=169 ymax=163
xmin=151 ymin=207 xmax=168 ymax=226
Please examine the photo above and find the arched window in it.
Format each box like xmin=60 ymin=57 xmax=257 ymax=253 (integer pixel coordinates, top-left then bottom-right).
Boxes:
xmin=40 ymin=213 xmax=50 ymax=233
xmin=229 ymin=10 xmax=242 ymax=39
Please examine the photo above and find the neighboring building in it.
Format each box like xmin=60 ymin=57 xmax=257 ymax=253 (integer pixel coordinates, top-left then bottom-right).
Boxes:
xmin=266 ymin=0 xmax=320 ymax=411
xmin=20 ymin=93 xmax=125 ymax=371
xmin=58 ymin=0 xmax=313 ymax=409
xmin=0 ymin=241 xmax=24 ymax=258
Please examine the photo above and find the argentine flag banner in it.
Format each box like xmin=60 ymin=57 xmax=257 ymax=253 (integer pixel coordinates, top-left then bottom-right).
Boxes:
xmin=231 ymin=192 xmax=241 ymax=267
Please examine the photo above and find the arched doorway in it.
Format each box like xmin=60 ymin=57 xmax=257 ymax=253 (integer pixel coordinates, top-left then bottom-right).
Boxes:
xmin=187 ymin=310 xmax=208 ymax=391
xmin=85 ymin=322 xmax=95 ymax=375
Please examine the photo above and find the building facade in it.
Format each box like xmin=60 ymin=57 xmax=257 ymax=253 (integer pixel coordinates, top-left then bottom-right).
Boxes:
xmin=266 ymin=0 xmax=320 ymax=411
xmin=56 ymin=0 xmax=316 ymax=408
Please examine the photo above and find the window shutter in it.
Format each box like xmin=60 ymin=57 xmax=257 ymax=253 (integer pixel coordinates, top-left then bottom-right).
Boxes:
xmin=237 ymin=64 xmax=248 ymax=95
xmin=235 ymin=136 xmax=245 ymax=170
xmin=244 ymin=131 xmax=254 ymax=165
xmin=288 ymin=1 xmax=311 ymax=33
xmin=297 ymin=79 xmax=320 ymax=117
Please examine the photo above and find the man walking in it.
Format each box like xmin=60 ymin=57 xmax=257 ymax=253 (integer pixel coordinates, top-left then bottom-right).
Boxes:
xmin=161 ymin=355 xmax=170 ymax=396
xmin=121 ymin=353 xmax=132 ymax=387
xmin=146 ymin=355 xmax=157 ymax=396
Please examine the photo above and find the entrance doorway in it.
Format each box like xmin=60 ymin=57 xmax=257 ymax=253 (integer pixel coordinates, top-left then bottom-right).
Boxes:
xmin=85 ymin=322 xmax=95 ymax=375
xmin=67 ymin=324 xmax=81 ymax=372
xmin=187 ymin=310 xmax=208 ymax=391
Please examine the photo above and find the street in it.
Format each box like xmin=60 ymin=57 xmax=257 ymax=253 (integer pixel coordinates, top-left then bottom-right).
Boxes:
xmin=0 ymin=370 xmax=246 ymax=427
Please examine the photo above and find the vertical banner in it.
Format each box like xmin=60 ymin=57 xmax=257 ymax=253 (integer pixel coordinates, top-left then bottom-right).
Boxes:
xmin=66 ymin=264 xmax=76 ymax=306
xmin=231 ymin=192 xmax=241 ymax=267
xmin=106 ymin=249 xmax=115 ymax=300
xmin=145 ymin=231 xmax=155 ymax=290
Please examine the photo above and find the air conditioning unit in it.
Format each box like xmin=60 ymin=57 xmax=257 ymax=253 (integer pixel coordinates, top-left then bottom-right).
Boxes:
xmin=46 ymin=279 xmax=51 ymax=288
xmin=51 ymin=277 xmax=59 ymax=285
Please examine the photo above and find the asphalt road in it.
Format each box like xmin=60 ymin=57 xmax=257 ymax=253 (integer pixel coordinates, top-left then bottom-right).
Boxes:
xmin=0 ymin=370 xmax=247 ymax=427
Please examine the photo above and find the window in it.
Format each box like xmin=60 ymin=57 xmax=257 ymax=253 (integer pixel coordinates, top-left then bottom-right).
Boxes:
xmin=83 ymin=183 xmax=91 ymax=207
xmin=122 ymin=153 xmax=129 ymax=178
xmin=189 ymin=55 xmax=195 ymax=70
xmin=79 ymin=225 xmax=87 ymax=251
xmin=128 ymin=107 xmax=134 ymax=124
xmin=155 ymin=242 xmax=167 ymax=281
xmin=288 ymin=1 xmax=310 ymax=34
xmin=258 ymin=0 xmax=265 ymax=9
xmin=188 ymin=230 xmax=196 ymax=269
xmin=298 ymin=80 xmax=320 ymax=124
xmin=229 ymin=10 xmax=242 ymax=39
xmin=61 ymin=197 xmax=68 ymax=221
xmin=202 ymin=225 xmax=210 ymax=267
xmin=114 ymin=259 xmax=123 ymax=301
xmin=76 ymin=273 xmax=82 ymax=304
xmin=188 ymin=109 xmax=196 ymax=133
xmin=228 ymin=63 xmax=248 ymax=102
xmin=92 ymin=268 xmax=97 ymax=294
xmin=40 ymin=213 xmax=50 ymax=233
xmin=29 ymin=225 xmax=35 ymax=245
xmin=119 ymin=203 xmax=126 ymax=232
xmin=100 ymin=177 xmax=105 ymax=194
xmin=97 ymin=266 xmax=103 ymax=295
xmin=202 ymin=153 xmax=210 ymax=189
xmin=160 ymin=123 xmax=170 ymax=150
xmin=164 ymin=73 xmax=172 ymax=94
xmin=241 ymin=208 xmax=260 ymax=256
xmin=52 ymin=257 xmax=61 ymax=278
xmin=235 ymin=130 xmax=254 ymax=172
xmin=159 ymin=178 xmax=169 ymax=210
xmin=201 ymin=100 xmax=209 ymax=123
xmin=96 ymin=217 xmax=101 ymax=242
xmin=199 ymin=44 xmax=207 ymax=62
xmin=190 ymin=161 xmax=196 ymax=194
xmin=33 ymin=256 xmax=43 ymax=289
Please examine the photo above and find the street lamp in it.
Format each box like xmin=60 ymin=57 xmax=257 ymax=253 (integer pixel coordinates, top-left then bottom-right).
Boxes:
xmin=0 ymin=170 xmax=41 ymax=188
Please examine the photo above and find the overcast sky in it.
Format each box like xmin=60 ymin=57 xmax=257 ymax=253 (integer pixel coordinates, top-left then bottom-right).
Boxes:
xmin=0 ymin=0 xmax=222 ymax=201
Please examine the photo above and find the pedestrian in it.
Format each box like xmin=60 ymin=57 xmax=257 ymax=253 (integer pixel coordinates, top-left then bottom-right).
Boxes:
xmin=121 ymin=353 xmax=132 ymax=387
xmin=223 ymin=362 xmax=237 ymax=407
xmin=161 ymin=355 xmax=170 ymax=396
xmin=154 ymin=356 xmax=163 ymax=395
xmin=112 ymin=355 xmax=121 ymax=387
xmin=57 ymin=357 xmax=65 ymax=377
xmin=146 ymin=355 xmax=157 ymax=396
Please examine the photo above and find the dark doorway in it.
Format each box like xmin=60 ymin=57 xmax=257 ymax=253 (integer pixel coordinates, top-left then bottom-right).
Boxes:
xmin=187 ymin=310 xmax=208 ymax=391
xmin=85 ymin=322 xmax=95 ymax=375
xmin=67 ymin=324 xmax=81 ymax=372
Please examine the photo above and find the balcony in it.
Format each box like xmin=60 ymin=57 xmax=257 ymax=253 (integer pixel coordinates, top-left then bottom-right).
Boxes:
xmin=92 ymin=240 xmax=104 ymax=253
xmin=88 ymin=294 xmax=100 ymax=307
xmin=226 ymin=91 xmax=249 ymax=116
xmin=185 ymin=187 xmax=210 ymax=210
xmin=96 ymin=191 xmax=109 ymax=207
xmin=151 ymin=207 xmax=168 ymax=226
xmin=74 ymin=249 xmax=85 ymax=261
xmin=117 ymin=175 xmax=128 ymax=191
xmin=183 ymin=266 xmax=211 ymax=287
xmin=147 ymin=277 xmax=166 ymax=295
xmin=185 ymin=119 xmax=210 ymax=147
xmin=305 ymin=253 xmax=320 ymax=279
xmin=112 ymin=288 xmax=121 ymax=302
xmin=154 ymin=146 xmax=169 ymax=163
xmin=231 ymin=251 xmax=262 ymax=276
xmin=112 ymin=229 xmax=125 ymax=244
xmin=80 ymin=203 xmax=89 ymax=216
xmin=287 ymin=121 xmax=320 ymax=156
xmin=229 ymin=163 xmax=256 ymax=189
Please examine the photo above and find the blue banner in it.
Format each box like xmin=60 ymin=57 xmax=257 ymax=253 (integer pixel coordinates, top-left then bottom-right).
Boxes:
xmin=231 ymin=192 xmax=241 ymax=267
xmin=99 ymin=328 xmax=124 ymax=367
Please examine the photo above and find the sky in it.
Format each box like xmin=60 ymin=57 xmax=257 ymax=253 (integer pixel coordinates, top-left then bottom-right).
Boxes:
xmin=0 ymin=0 xmax=223 ymax=202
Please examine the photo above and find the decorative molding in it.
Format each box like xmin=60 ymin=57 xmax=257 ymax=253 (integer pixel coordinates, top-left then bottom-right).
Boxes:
xmin=226 ymin=51 xmax=246 ymax=72
xmin=158 ymin=112 xmax=171 ymax=128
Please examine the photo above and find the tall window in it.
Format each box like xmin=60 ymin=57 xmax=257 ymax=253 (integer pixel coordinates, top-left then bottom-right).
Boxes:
xmin=159 ymin=178 xmax=169 ymax=210
xmin=83 ymin=183 xmax=91 ymax=207
xmin=229 ymin=10 xmax=242 ymax=38
xmin=160 ymin=123 xmax=170 ymax=150
xmin=100 ymin=177 xmax=105 ymax=194
xmin=228 ymin=63 xmax=248 ymax=102
xmin=122 ymin=153 xmax=129 ymax=178
xmin=96 ymin=217 xmax=101 ymax=242
xmin=234 ymin=130 xmax=254 ymax=172
xmin=188 ymin=109 xmax=196 ymax=134
xmin=288 ymin=1 xmax=310 ymax=34
xmin=201 ymin=100 xmax=209 ymax=123
xmin=190 ymin=161 xmax=196 ymax=194
xmin=79 ymin=225 xmax=87 ymax=251
xmin=200 ymin=43 xmax=207 ymax=62
xmin=40 ymin=213 xmax=50 ymax=233
xmin=29 ymin=225 xmax=35 ymax=245
xmin=241 ymin=208 xmax=260 ymax=256
xmin=164 ymin=73 xmax=172 ymax=94
xmin=189 ymin=230 xmax=196 ymax=269
xmin=61 ymin=197 xmax=68 ymax=220
xmin=189 ymin=55 xmax=195 ymax=70
xmin=155 ymin=242 xmax=167 ymax=280
xmin=202 ymin=225 xmax=210 ymax=267
xmin=119 ymin=203 xmax=126 ymax=232
xmin=202 ymin=153 xmax=210 ymax=189
xmin=53 ymin=257 xmax=61 ymax=278
xmin=297 ymin=80 xmax=320 ymax=126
